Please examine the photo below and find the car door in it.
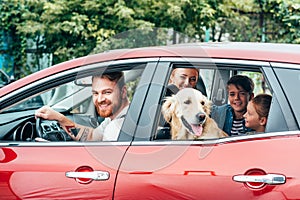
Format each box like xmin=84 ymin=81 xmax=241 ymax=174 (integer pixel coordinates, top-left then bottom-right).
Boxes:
xmin=114 ymin=59 xmax=300 ymax=199
xmin=0 ymin=59 xmax=156 ymax=200
xmin=0 ymin=144 xmax=130 ymax=199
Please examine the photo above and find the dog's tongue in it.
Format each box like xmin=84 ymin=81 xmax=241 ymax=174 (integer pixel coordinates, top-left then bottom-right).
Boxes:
xmin=191 ymin=124 xmax=203 ymax=136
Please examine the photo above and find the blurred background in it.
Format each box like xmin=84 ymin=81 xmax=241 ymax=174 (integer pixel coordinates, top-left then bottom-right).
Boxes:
xmin=0 ymin=0 xmax=299 ymax=80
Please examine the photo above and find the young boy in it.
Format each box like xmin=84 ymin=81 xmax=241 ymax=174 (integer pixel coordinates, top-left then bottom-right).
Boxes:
xmin=243 ymin=93 xmax=272 ymax=133
xmin=211 ymin=75 xmax=254 ymax=136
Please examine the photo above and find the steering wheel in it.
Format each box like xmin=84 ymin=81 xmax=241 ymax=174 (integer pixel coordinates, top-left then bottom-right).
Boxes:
xmin=35 ymin=117 xmax=68 ymax=141
xmin=35 ymin=117 xmax=43 ymax=138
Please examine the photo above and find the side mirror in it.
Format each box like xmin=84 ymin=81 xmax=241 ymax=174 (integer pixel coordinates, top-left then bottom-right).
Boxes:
xmin=0 ymin=69 xmax=11 ymax=88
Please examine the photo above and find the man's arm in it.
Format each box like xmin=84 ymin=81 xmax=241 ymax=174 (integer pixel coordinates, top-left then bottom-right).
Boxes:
xmin=35 ymin=105 xmax=95 ymax=141
xmin=67 ymin=124 xmax=95 ymax=141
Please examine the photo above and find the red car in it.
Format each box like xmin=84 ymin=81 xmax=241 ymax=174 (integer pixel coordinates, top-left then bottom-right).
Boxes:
xmin=0 ymin=42 xmax=300 ymax=199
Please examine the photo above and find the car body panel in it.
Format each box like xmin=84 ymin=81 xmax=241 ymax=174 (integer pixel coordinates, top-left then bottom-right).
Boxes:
xmin=116 ymin=134 xmax=300 ymax=199
xmin=0 ymin=144 xmax=130 ymax=199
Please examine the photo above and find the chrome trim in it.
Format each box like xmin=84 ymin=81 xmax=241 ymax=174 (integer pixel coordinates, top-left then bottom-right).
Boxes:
xmin=144 ymin=130 xmax=300 ymax=145
xmin=66 ymin=171 xmax=110 ymax=181
xmin=270 ymin=62 xmax=300 ymax=69
xmin=233 ymin=174 xmax=286 ymax=185
xmin=0 ymin=141 xmax=132 ymax=147
xmin=159 ymin=57 xmax=270 ymax=67
xmin=1 ymin=131 xmax=299 ymax=146
xmin=81 ymin=57 xmax=159 ymax=70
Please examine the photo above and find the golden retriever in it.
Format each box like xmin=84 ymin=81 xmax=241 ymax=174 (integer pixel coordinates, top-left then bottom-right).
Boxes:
xmin=162 ymin=88 xmax=228 ymax=140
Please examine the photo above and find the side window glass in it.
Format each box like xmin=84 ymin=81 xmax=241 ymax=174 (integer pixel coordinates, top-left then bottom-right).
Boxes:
xmin=155 ymin=65 xmax=276 ymax=141
xmin=5 ymin=81 xmax=85 ymax=113
xmin=164 ymin=67 xmax=213 ymax=98
xmin=156 ymin=66 xmax=219 ymax=140
xmin=2 ymin=65 xmax=145 ymax=142
xmin=237 ymin=71 xmax=271 ymax=96
xmin=273 ymin=67 xmax=300 ymax=127
xmin=79 ymin=67 xmax=144 ymax=142
xmin=212 ymin=69 xmax=274 ymax=136
xmin=199 ymin=69 xmax=214 ymax=98
xmin=64 ymin=67 xmax=145 ymax=142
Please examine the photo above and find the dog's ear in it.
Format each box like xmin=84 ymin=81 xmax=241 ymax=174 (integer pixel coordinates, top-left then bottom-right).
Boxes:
xmin=162 ymin=96 xmax=177 ymax=122
xmin=201 ymin=96 xmax=212 ymax=115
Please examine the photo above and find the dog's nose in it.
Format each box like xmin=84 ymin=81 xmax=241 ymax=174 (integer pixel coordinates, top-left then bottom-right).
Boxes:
xmin=196 ymin=112 xmax=206 ymax=122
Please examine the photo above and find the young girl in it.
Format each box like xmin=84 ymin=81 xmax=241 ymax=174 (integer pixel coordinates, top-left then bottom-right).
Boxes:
xmin=243 ymin=93 xmax=272 ymax=133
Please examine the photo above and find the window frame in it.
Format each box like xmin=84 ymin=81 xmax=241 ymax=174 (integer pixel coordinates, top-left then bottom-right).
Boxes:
xmin=0 ymin=58 xmax=158 ymax=145
xmin=135 ymin=57 xmax=294 ymax=143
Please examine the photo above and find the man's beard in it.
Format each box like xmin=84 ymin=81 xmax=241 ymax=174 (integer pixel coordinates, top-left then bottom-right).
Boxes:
xmin=96 ymin=100 xmax=122 ymax=118
xmin=95 ymin=100 xmax=113 ymax=118
xmin=97 ymin=106 xmax=113 ymax=118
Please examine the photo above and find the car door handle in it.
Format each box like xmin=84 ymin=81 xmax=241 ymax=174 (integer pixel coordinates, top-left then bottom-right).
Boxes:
xmin=65 ymin=171 xmax=110 ymax=181
xmin=233 ymin=173 xmax=286 ymax=185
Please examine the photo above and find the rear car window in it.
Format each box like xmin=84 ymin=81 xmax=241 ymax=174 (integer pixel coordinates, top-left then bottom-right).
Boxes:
xmin=274 ymin=67 xmax=300 ymax=128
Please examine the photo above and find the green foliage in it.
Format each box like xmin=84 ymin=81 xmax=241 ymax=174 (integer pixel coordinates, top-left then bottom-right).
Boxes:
xmin=0 ymin=0 xmax=27 ymax=77
xmin=220 ymin=0 xmax=300 ymax=43
xmin=1 ymin=0 xmax=299 ymax=79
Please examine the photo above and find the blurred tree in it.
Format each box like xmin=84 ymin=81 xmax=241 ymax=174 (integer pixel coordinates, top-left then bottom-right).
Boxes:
xmin=0 ymin=0 xmax=299 ymax=79
xmin=0 ymin=0 xmax=27 ymax=78
xmin=219 ymin=0 xmax=300 ymax=43
xmin=260 ymin=0 xmax=300 ymax=44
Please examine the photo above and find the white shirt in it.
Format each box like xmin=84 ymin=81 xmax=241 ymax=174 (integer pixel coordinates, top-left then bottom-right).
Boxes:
xmin=92 ymin=105 xmax=129 ymax=141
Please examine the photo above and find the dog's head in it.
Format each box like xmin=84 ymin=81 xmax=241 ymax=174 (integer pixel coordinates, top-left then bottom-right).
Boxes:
xmin=162 ymin=88 xmax=211 ymax=138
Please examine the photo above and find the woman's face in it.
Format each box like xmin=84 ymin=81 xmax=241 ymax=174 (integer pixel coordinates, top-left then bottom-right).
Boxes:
xmin=169 ymin=68 xmax=198 ymax=90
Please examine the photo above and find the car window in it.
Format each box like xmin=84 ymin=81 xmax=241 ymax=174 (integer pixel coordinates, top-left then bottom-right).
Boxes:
xmin=0 ymin=63 xmax=146 ymax=142
xmin=274 ymin=67 xmax=300 ymax=128
xmin=237 ymin=71 xmax=271 ymax=96
xmin=68 ymin=68 xmax=143 ymax=115
xmin=4 ymin=81 xmax=86 ymax=112
xmin=155 ymin=63 xmax=276 ymax=141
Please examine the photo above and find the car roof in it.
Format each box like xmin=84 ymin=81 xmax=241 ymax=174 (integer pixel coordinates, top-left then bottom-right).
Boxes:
xmin=1 ymin=42 xmax=299 ymax=97
xmin=87 ymin=42 xmax=300 ymax=64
